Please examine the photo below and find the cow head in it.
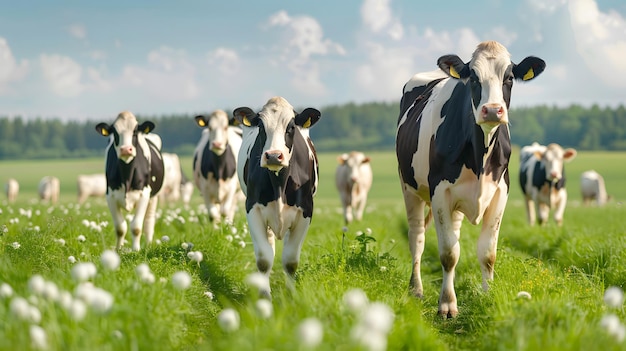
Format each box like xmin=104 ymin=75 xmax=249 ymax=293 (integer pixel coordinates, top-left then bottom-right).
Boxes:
xmin=233 ymin=96 xmax=321 ymax=172
xmin=96 ymin=111 xmax=155 ymax=164
xmin=536 ymin=143 xmax=577 ymax=183
xmin=338 ymin=152 xmax=370 ymax=185
xmin=195 ymin=110 xmax=235 ymax=156
xmin=437 ymin=41 xmax=546 ymax=130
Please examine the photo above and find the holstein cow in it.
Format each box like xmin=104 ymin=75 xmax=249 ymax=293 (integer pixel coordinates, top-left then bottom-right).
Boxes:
xmin=335 ymin=151 xmax=373 ymax=224
xmin=38 ymin=176 xmax=60 ymax=204
xmin=192 ymin=110 xmax=243 ymax=225
xmin=96 ymin=111 xmax=165 ymax=251
xmin=5 ymin=178 xmax=19 ymax=203
xmin=519 ymin=142 xmax=576 ymax=226
xmin=160 ymin=153 xmax=189 ymax=203
xmin=77 ymin=174 xmax=107 ymax=204
xmin=396 ymin=41 xmax=545 ymax=318
xmin=233 ymin=96 xmax=321 ymax=298
xmin=581 ymin=170 xmax=609 ymax=206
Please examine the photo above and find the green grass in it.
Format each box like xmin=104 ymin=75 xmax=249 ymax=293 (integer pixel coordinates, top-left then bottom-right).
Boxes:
xmin=1 ymin=150 xmax=626 ymax=350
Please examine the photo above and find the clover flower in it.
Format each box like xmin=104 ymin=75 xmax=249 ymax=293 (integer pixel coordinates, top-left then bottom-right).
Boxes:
xmin=100 ymin=250 xmax=121 ymax=271
xmin=0 ymin=283 xmax=13 ymax=298
xmin=71 ymin=262 xmax=97 ymax=282
xmin=255 ymin=299 xmax=273 ymax=319
xmin=171 ymin=271 xmax=192 ymax=290
xmin=29 ymin=325 xmax=48 ymax=350
xmin=604 ymin=286 xmax=624 ymax=308
xmin=218 ymin=308 xmax=240 ymax=332
xmin=343 ymin=288 xmax=369 ymax=313
xmin=298 ymin=318 xmax=324 ymax=348
xmin=68 ymin=256 xmax=77 ymax=264
xmin=77 ymin=235 xmax=86 ymax=242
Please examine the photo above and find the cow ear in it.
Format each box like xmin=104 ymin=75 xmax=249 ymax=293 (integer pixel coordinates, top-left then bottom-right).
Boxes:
xmin=139 ymin=121 xmax=155 ymax=134
xmin=337 ymin=153 xmax=348 ymax=164
xmin=228 ymin=115 xmax=240 ymax=126
xmin=233 ymin=107 xmax=257 ymax=127
xmin=362 ymin=156 xmax=371 ymax=164
xmin=95 ymin=123 xmax=111 ymax=137
xmin=437 ymin=55 xmax=469 ymax=79
xmin=195 ymin=115 xmax=208 ymax=127
xmin=563 ymin=148 xmax=577 ymax=162
xmin=513 ymin=56 xmax=546 ymax=81
xmin=295 ymin=108 xmax=321 ymax=128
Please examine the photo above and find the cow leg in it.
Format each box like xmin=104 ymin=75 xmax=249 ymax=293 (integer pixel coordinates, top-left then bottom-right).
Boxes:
xmin=553 ymin=190 xmax=567 ymax=226
xmin=402 ymin=186 xmax=426 ymax=298
xmin=108 ymin=199 xmax=128 ymax=251
xmin=282 ymin=216 xmax=311 ymax=286
xmin=143 ymin=196 xmax=159 ymax=245
xmin=247 ymin=208 xmax=274 ymax=299
xmin=478 ymin=187 xmax=507 ymax=291
xmin=129 ymin=188 xmax=152 ymax=251
xmin=537 ymin=201 xmax=550 ymax=225
xmin=524 ymin=196 xmax=536 ymax=226
xmin=432 ymin=194 xmax=462 ymax=319
xmin=354 ymin=191 xmax=367 ymax=222
xmin=222 ymin=187 xmax=237 ymax=225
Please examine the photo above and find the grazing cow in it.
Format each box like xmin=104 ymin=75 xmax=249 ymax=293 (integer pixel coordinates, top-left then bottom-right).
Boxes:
xmin=160 ymin=152 xmax=191 ymax=204
xmin=180 ymin=173 xmax=194 ymax=205
xmin=233 ymin=96 xmax=321 ymax=298
xmin=38 ymin=176 xmax=60 ymax=204
xmin=519 ymin=142 xmax=576 ymax=226
xmin=77 ymin=174 xmax=107 ymax=204
xmin=581 ymin=170 xmax=609 ymax=206
xmin=335 ymin=151 xmax=373 ymax=224
xmin=192 ymin=110 xmax=243 ymax=225
xmin=396 ymin=41 xmax=545 ymax=318
xmin=5 ymin=178 xmax=19 ymax=203
xmin=96 ymin=111 xmax=165 ymax=251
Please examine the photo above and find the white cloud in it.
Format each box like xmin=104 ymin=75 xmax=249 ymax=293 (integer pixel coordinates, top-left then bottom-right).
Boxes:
xmin=485 ymin=26 xmax=518 ymax=47
xmin=361 ymin=0 xmax=404 ymax=40
xmin=0 ymin=37 xmax=29 ymax=93
xmin=40 ymin=54 xmax=84 ymax=97
xmin=568 ymin=0 xmax=626 ymax=88
xmin=207 ymin=48 xmax=240 ymax=76
xmin=68 ymin=24 xmax=87 ymax=39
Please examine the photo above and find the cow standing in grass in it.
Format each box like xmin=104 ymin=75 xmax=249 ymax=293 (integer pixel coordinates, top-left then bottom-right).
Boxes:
xmin=335 ymin=151 xmax=373 ymax=224
xmin=39 ymin=176 xmax=60 ymax=204
xmin=5 ymin=178 xmax=19 ymax=203
xmin=192 ymin=110 xmax=243 ymax=225
xmin=581 ymin=170 xmax=609 ymax=206
xmin=396 ymin=41 xmax=545 ymax=317
xmin=96 ymin=111 xmax=165 ymax=251
xmin=519 ymin=142 xmax=577 ymax=225
xmin=233 ymin=96 xmax=321 ymax=299
xmin=77 ymin=174 xmax=107 ymax=204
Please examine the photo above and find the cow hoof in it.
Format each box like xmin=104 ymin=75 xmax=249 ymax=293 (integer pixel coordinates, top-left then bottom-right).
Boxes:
xmin=438 ymin=307 xmax=458 ymax=319
xmin=259 ymin=289 xmax=272 ymax=301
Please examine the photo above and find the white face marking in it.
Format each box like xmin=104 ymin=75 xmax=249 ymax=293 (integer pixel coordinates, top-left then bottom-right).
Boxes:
xmin=207 ymin=110 xmax=230 ymax=155
xmin=258 ymin=97 xmax=296 ymax=170
xmin=112 ymin=111 xmax=139 ymax=163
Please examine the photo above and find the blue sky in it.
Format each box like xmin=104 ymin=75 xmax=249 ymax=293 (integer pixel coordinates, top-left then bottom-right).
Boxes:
xmin=1 ymin=0 xmax=626 ymax=120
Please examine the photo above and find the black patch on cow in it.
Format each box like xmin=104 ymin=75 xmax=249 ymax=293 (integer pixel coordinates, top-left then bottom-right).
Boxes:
xmin=147 ymin=140 xmax=164 ymax=196
xmin=396 ymin=78 xmax=444 ymax=190
xmin=199 ymin=140 xmax=237 ymax=181
xmin=531 ymin=162 xmax=566 ymax=192
xmin=244 ymin=122 xmax=315 ymax=218
xmin=519 ymin=164 xmax=529 ymax=196
xmin=484 ymin=125 xmax=511 ymax=189
xmin=104 ymin=138 xmax=164 ymax=197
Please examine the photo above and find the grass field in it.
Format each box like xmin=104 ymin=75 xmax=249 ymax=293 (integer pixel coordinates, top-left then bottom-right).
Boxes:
xmin=1 ymin=150 xmax=626 ymax=350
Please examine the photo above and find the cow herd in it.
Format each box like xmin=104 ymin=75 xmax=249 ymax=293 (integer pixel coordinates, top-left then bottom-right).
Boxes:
xmin=1 ymin=41 xmax=614 ymax=316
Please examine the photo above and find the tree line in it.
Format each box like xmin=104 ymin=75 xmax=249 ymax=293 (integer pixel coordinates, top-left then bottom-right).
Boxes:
xmin=0 ymin=103 xmax=624 ymax=160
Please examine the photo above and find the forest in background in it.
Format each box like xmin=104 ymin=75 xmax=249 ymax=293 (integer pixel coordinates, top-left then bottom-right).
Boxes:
xmin=0 ymin=102 xmax=625 ymax=160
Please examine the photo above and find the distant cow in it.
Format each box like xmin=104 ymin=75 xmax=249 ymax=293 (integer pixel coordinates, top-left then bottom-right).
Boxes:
xmin=77 ymin=174 xmax=107 ymax=204
xmin=180 ymin=173 xmax=194 ymax=205
xmin=39 ymin=176 xmax=60 ymax=204
xmin=396 ymin=41 xmax=545 ymax=318
xmin=5 ymin=178 xmax=19 ymax=203
xmin=160 ymin=153 xmax=193 ymax=204
xmin=96 ymin=111 xmax=165 ymax=251
xmin=233 ymin=96 xmax=321 ymax=298
xmin=192 ymin=110 xmax=243 ymax=225
xmin=335 ymin=151 xmax=373 ymax=224
xmin=581 ymin=170 xmax=608 ymax=206
xmin=519 ymin=142 xmax=576 ymax=226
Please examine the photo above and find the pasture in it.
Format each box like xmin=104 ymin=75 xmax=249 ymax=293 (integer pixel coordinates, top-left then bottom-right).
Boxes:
xmin=1 ymin=150 xmax=626 ymax=350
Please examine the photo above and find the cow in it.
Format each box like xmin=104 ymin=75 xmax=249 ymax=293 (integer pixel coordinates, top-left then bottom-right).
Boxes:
xmin=180 ymin=172 xmax=194 ymax=205
xmin=581 ymin=170 xmax=609 ymax=206
xmin=335 ymin=151 xmax=373 ymax=224
xmin=77 ymin=174 xmax=107 ymax=204
xmin=38 ymin=176 xmax=60 ymax=204
xmin=192 ymin=110 xmax=243 ymax=225
xmin=396 ymin=41 xmax=545 ymax=318
xmin=519 ymin=142 xmax=576 ymax=226
xmin=96 ymin=111 xmax=165 ymax=252
xmin=5 ymin=178 xmax=19 ymax=203
xmin=233 ymin=96 xmax=321 ymax=299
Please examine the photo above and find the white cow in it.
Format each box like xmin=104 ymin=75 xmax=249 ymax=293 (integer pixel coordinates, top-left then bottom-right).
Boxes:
xmin=160 ymin=153 xmax=184 ymax=203
xmin=39 ymin=176 xmax=60 ymax=204
xmin=519 ymin=142 xmax=577 ymax=226
xmin=5 ymin=178 xmax=19 ymax=203
xmin=335 ymin=151 xmax=373 ymax=224
xmin=77 ymin=174 xmax=107 ymax=204
xmin=581 ymin=170 xmax=609 ymax=206
xmin=192 ymin=110 xmax=243 ymax=225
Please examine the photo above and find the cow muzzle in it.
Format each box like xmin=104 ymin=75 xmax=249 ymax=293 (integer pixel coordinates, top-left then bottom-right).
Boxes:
xmin=119 ymin=145 xmax=135 ymax=163
xmin=262 ymin=150 xmax=287 ymax=171
xmin=480 ymin=104 xmax=507 ymax=124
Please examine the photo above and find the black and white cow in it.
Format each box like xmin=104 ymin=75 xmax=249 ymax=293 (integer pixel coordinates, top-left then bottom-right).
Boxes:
xmin=233 ymin=96 xmax=321 ymax=298
xmin=519 ymin=142 xmax=577 ymax=225
xmin=192 ymin=110 xmax=243 ymax=225
xmin=396 ymin=41 xmax=545 ymax=318
xmin=96 ymin=111 xmax=165 ymax=251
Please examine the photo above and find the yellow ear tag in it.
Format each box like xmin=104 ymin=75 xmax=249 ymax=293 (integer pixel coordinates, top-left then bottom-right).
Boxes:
xmin=143 ymin=127 xmax=151 ymax=133
xmin=302 ymin=118 xmax=311 ymax=128
xmin=449 ymin=66 xmax=461 ymax=79
xmin=197 ymin=119 xmax=206 ymax=127
xmin=101 ymin=129 xmax=109 ymax=136
xmin=523 ymin=67 xmax=535 ymax=81
xmin=242 ymin=116 xmax=252 ymax=127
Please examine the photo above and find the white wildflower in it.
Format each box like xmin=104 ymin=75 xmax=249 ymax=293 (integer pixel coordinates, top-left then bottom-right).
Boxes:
xmin=0 ymin=283 xmax=13 ymax=298
xmin=245 ymin=272 xmax=270 ymax=293
xmin=365 ymin=228 xmax=372 ymax=235
xmin=601 ymin=313 xmax=626 ymax=341
xmin=58 ymin=291 xmax=73 ymax=310
xmin=204 ymin=291 xmax=214 ymax=300
xmin=172 ymin=271 xmax=192 ymax=290
xmin=343 ymin=288 xmax=369 ymax=313
xmin=112 ymin=330 xmax=123 ymax=339
xmin=238 ymin=241 xmax=246 ymax=248
xmin=11 ymin=241 xmax=20 ymax=249
xmin=68 ymin=256 xmax=77 ymax=264
xmin=71 ymin=262 xmax=97 ymax=282
xmin=188 ymin=251 xmax=203 ymax=263
xmin=42 ymin=281 xmax=59 ymax=301
xmin=77 ymin=235 xmax=86 ymax=242
xmin=218 ymin=308 xmax=240 ymax=332
xmin=379 ymin=266 xmax=387 ymax=272
xmin=28 ymin=275 xmax=46 ymax=296
xmin=29 ymin=325 xmax=48 ymax=350
xmin=225 ymin=235 xmax=233 ymax=242
xmin=255 ymin=299 xmax=273 ymax=319
xmin=28 ymin=305 xmax=42 ymax=324
xmin=54 ymin=238 xmax=66 ymax=246
xmin=100 ymin=250 xmax=121 ymax=271
xmin=181 ymin=242 xmax=189 ymax=250
xmin=604 ymin=286 xmax=624 ymax=308
xmin=298 ymin=318 xmax=324 ymax=348
xmin=74 ymin=283 xmax=114 ymax=314
xmin=10 ymin=297 xmax=31 ymax=321
xmin=161 ymin=235 xmax=170 ymax=243
xmin=361 ymin=302 xmax=395 ymax=334
xmin=517 ymin=291 xmax=532 ymax=300
xmin=68 ymin=299 xmax=87 ymax=321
